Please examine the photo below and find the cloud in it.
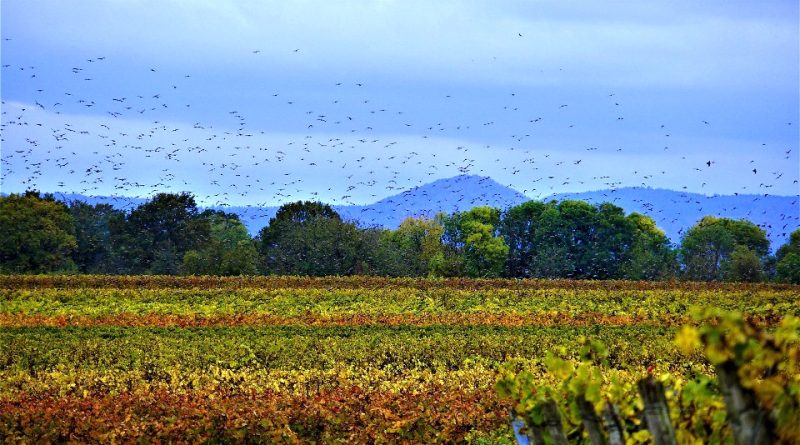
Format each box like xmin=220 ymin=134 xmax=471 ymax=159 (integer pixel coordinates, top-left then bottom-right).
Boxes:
xmin=4 ymin=0 xmax=797 ymax=88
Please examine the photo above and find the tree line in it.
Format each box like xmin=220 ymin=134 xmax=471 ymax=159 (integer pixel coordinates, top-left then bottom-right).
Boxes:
xmin=1 ymin=191 xmax=798 ymax=283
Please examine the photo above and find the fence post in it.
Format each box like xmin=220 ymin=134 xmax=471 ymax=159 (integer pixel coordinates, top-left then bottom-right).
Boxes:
xmin=541 ymin=399 xmax=569 ymax=445
xmin=637 ymin=377 xmax=677 ymax=445
xmin=577 ymin=394 xmax=607 ymax=445
xmin=715 ymin=360 xmax=775 ymax=445
xmin=602 ymin=402 xmax=625 ymax=445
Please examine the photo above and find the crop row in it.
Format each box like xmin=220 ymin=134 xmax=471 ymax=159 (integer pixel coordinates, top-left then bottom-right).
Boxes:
xmin=0 ymin=325 xmax=701 ymax=374
xmin=3 ymin=274 xmax=798 ymax=291
xmin=2 ymin=287 xmax=796 ymax=326
xmin=0 ymin=385 xmax=510 ymax=444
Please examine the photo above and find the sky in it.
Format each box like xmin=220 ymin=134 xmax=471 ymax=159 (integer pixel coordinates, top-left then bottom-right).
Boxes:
xmin=1 ymin=0 xmax=798 ymax=207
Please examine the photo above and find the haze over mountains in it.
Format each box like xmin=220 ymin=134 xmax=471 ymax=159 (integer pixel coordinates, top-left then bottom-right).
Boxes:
xmin=47 ymin=175 xmax=799 ymax=250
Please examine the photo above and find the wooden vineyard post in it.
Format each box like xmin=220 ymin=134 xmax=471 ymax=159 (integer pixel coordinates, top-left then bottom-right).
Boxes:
xmin=637 ymin=377 xmax=677 ymax=445
xmin=528 ymin=421 xmax=547 ymax=445
xmin=715 ymin=360 xmax=776 ymax=445
xmin=576 ymin=394 xmax=607 ymax=445
xmin=541 ymin=399 xmax=569 ymax=445
xmin=602 ymin=402 xmax=626 ymax=445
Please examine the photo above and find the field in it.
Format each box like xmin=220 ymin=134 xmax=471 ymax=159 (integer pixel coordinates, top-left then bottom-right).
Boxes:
xmin=1 ymin=276 xmax=798 ymax=444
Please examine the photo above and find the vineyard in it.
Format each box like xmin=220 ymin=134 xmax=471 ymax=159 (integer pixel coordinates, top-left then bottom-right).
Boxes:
xmin=0 ymin=276 xmax=798 ymax=444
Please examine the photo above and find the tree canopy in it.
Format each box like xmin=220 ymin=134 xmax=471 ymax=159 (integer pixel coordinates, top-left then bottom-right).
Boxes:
xmin=435 ymin=206 xmax=508 ymax=278
xmin=257 ymin=201 xmax=362 ymax=276
xmin=1 ymin=192 xmax=793 ymax=283
xmin=113 ymin=192 xmax=210 ymax=274
xmin=776 ymin=229 xmax=800 ymax=284
xmin=0 ymin=192 xmax=77 ymax=273
xmin=681 ymin=217 xmax=769 ymax=281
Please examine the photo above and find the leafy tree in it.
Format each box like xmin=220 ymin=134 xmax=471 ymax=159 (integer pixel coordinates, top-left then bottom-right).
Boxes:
xmin=500 ymin=200 xmax=670 ymax=279
xmin=181 ymin=211 xmax=258 ymax=275
xmin=680 ymin=217 xmax=769 ymax=281
xmin=69 ymin=201 xmax=124 ymax=273
xmin=257 ymin=201 xmax=362 ymax=276
xmin=0 ymin=192 xmax=77 ymax=273
xmin=373 ymin=217 xmax=443 ymax=276
xmin=106 ymin=211 xmax=138 ymax=273
xmin=776 ymin=229 xmax=800 ymax=284
xmin=501 ymin=201 xmax=549 ymax=278
xmin=269 ymin=200 xmax=340 ymax=224
xmin=116 ymin=193 xmax=210 ymax=274
xmin=435 ymin=207 xmax=508 ymax=278
xmin=723 ymin=245 xmax=764 ymax=282
xmin=621 ymin=213 xmax=678 ymax=280
xmin=776 ymin=253 xmax=800 ymax=284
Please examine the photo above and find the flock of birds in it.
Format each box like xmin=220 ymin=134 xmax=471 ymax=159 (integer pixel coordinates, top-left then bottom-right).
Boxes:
xmin=1 ymin=35 xmax=798 ymax=244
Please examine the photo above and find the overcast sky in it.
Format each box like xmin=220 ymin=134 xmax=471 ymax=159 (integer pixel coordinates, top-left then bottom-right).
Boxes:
xmin=2 ymin=0 xmax=798 ymax=206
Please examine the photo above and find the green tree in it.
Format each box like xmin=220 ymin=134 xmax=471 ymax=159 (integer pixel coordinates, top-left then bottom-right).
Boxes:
xmin=69 ymin=201 xmax=124 ymax=273
xmin=500 ymin=200 xmax=671 ymax=279
xmin=501 ymin=201 xmax=549 ymax=278
xmin=723 ymin=245 xmax=764 ymax=282
xmin=775 ymin=229 xmax=800 ymax=284
xmin=435 ymin=206 xmax=508 ymax=277
xmin=181 ymin=211 xmax=258 ymax=275
xmin=116 ymin=193 xmax=210 ymax=274
xmin=680 ymin=219 xmax=735 ymax=281
xmin=680 ymin=217 xmax=769 ymax=281
xmin=0 ymin=192 xmax=77 ymax=273
xmin=622 ymin=213 xmax=678 ymax=280
xmin=373 ymin=217 xmax=444 ymax=276
xmin=256 ymin=201 xmax=362 ymax=276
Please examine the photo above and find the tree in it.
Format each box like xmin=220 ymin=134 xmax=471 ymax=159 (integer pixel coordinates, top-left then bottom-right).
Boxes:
xmin=775 ymin=229 xmax=800 ymax=284
xmin=181 ymin=211 xmax=258 ymax=275
xmin=500 ymin=200 xmax=672 ymax=280
xmin=723 ymin=245 xmax=764 ymax=282
xmin=680 ymin=217 xmax=769 ymax=281
xmin=680 ymin=218 xmax=735 ymax=281
xmin=501 ymin=201 xmax=549 ymax=278
xmin=622 ymin=213 xmax=678 ymax=280
xmin=257 ymin=201 xmax=362 ymax=276
xmin=69 ymin=201 xmax=124 ymax=273
xmin=268 ymin=200 xmax=340 ymax=224
xmin=435 ymin=206 xmax=508 ymax=278
xmin=117 ymin=193 xmax=210 ymax=274
xmin=373 ymin=217 xmax=443 ymax=277
xmin=0 ymin=192 xmax=77 ymax=273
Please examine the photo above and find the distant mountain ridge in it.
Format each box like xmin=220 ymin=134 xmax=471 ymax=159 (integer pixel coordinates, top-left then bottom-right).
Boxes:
xmin=26 ymin=175 xmax=800 ymax=250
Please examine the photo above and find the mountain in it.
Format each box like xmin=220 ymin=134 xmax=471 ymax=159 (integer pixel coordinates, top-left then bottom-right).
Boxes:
xmin=21 ymin=176 xmax=799 ymax=250
xmin=546 ymin=188 xmax=799 ymax=250
xmin=217 ymin=175 xmax=528 ymax=234
xmin=50 ymin=193 xmax=149 ymax=210
xmin=335 ymin=175 xmax=530 ymax=228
